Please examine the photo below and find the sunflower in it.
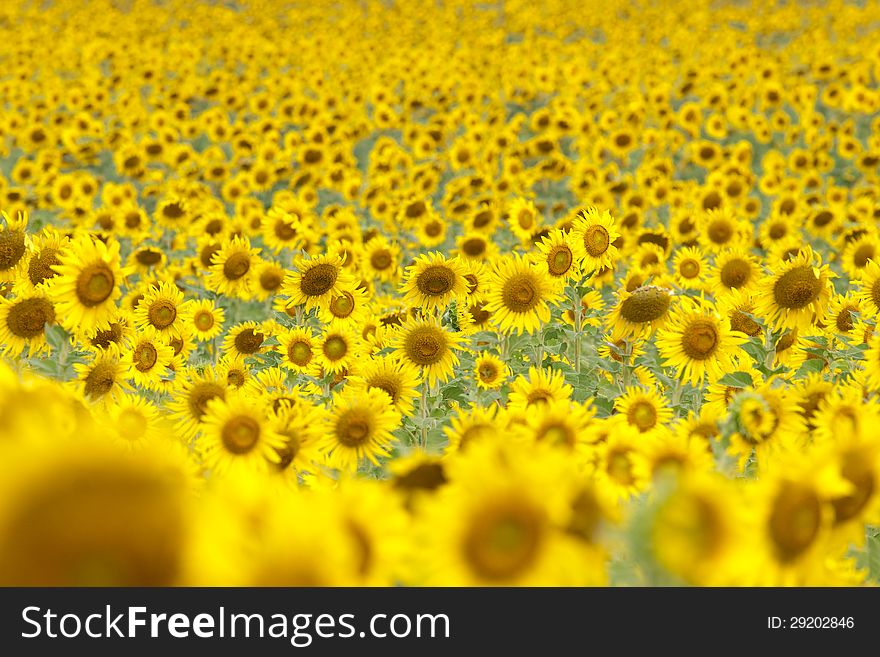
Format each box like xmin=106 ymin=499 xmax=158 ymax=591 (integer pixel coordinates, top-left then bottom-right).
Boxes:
xmin=391 ymin=316 xmax=466 ymax=387
xmin=0 ymin=291 xmax=56 ymax=357
xmin=199 ymin=396 xmax=285 ymax=475
xmin=362 ymin=235 xmax=400 ymax=283
xmin=607 ymin=284 xmax=675 ymax=340
xmin=270 ymin=400 xmax=328 ymax=478
xmin=19 ymin=226 xmax=68 ymax=292
xmin=715 ymin=288 xmax=763 ymax=338
xmin=455 ymin=231 xmax=498 ymax=263
xmin=726 ymin=382 xmax=807 ymax=469
xmin=253 ymin=260 xmax=286 ymax=301
xmin=507 ymin=366 xmax=573 ymax=414
xmin=752 ymin=245 xmax=834 ymax=331
xmin=317 ymin=284 xmax=370 ymax=325
xmin=650 ymin=473 xmax=748 ymax=585
xmin=319 ymin=387 xmax=401 ymax=471
xmin=840 ymin=231 xmax=880 ymax=280
xmin=0 ymin=210 xmax=28 ymax=283
xmin=443 ymin=404 xmax=507 ymax=454
xmin=512 ymin=399 xmax=595 ymax=449
xmin=316 ymin=321 xmax=361 ymax=377
xmin=670 ymin=245 xmax=709 ymax=290
xmin=507 ymin=197 xmax=542 ymax=243
xmin=275 ymin=326 xmax=318 ymax=374
xmin=123 ymin=333 xmax=175 ymax=390
xmin=205 ymin=236 xmax=260 ymax=299
xmin=103 ymin=394 xmax=170 ymax=450
xmin=856 ymin=258 xmax=880 ymax=315
xmin=400 ymin=252 xmax=468 ymax=313
xmin=283 ymin=252 xmax=351 ymax=311
xmin=416 ymin=440 xmax=598 ymax=586
xmin=167 ymin=366 xmax=228 ymax=442
xmin=132 ymin=281 xmax=192 ymax=339
xmin=483 ymin=254 xmax=562 ymax=335
xmin=708 ymin=246 xmax=761 ymax=297
xmin=532 ymin=228 xmax=581 ymax=283
xmin=262 ymin=206 xmax=308 ymax=253
xmin=221 ymin=320 xmax=268 ymax=360
xmin=590 ymin=424 xmax=652 ymax=500
xmin=348 ymin=355 xmax=422 ymax=417
xmin=697 ymin=206 xmax=750 ymax=252
xmin=614 ymin=386 xmax=674 ymax=435
xmin=188 ymin=298 xmax=225 ymax=341
xmin=656 ymin=299 xmax=749 ymax=386
xmin=569 ymin=206 xmax=620 ymax=272
xmin=73 ymin=347 xmax=130 ymax=406
xmin=49 ymin=235 xmax=126 ymax=333
xmin=473 ymin=353 xmax=509 ymax=390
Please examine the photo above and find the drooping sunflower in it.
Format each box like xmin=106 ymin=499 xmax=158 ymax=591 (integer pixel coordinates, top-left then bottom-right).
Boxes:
xmin=569 ymin=206 xmax=620 ymax=272
xmin=391 ymin=316 xmax=466 ymax=387
xmin=283 ymin=252 xmax=352 ymax=311
xmin=484 ymin=254 xmax=563 ymax=335
xmin=656 ymin=299 xmax=749 ymax=386
xmin=348 ymin=355 xmax=422 ymax=417
xmin=132 ymin=281 xmax=192 ymax=339
xmin=49 ymin=235 xmax=126 ymax=333
xmin=319 ymin=387 xmax=401 ymax=472
xmin=199 ymin=396 xmax=285 ymax=475
xmin=752 ymin=245 xmax=834 ymax=331
xmin=607 ymin=284 xmax=676 ymax=340
xmin=0 ymin=291 xmax=56 ymax=357
xmin=269 ymin=400 xmax=328 ymax=479
xmin=166 ymin=366 xmax=228 ymax=442
xmin=400 ymin=252 xmax=468 ymax=313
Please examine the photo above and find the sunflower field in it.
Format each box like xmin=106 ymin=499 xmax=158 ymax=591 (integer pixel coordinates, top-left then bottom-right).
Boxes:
xmin=1 ymin=0 xmax=879 ymax=587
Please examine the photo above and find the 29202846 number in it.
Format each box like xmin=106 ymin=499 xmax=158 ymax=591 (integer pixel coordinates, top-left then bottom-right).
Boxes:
xmin=769 ymin=617 xmax=855 ymax=629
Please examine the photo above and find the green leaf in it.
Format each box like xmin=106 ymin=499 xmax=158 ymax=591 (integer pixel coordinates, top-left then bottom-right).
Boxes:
xmin=717 ymin=371 xmax=755 ymax=388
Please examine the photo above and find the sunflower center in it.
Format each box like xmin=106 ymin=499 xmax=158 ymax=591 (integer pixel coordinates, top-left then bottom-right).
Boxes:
xmin=369 ymin=377 xmax=400 ymax=403
xmin=478 ymin=363 xmax=498 ymax=382
xmin=852 ymin=244 xmax=874 ymax=269
xmin=583 ymin=225 xmax=610 ymax=257
xmin=148 ymin=300 xmax=177 ymax=329
xmin=118 ymin=408 xmax=149 ymax=439
xmin=831 ymin=453 xmax=875 ymax=524
xmin=222 ymin=252 xmax=251 ymax=280
xmin=773 ymin=265 xmax=822 ymax=309
xmin=567 ymin=489 xmax=601 ymax=542
xmin=27 ymin=247 xmax=61 ymax=286
xmin=336 ymin=411 xmax=371 ymax=447
xmin=134 ymin=343 xmax=158 ymax=372
xmin=548 ymin=246 xmax=573 ymax=276
xmin=259 ymin=269 xmax=282 ymax=291
xmin=135 ymin=249 xmax=163 ymax=266
xmin=607 ymin=450 xmax=635 ymax=485
xmin=330 ymin=292 xmax=355 ymax=318
xmin=871 ymin=280 xmax=880 ymax=310
xmin=619 ymin=286 xmax=672 ymax=324
xmin=501 ymin=273 xmax=539 ymax=313
xmin=730 ymin=310 xmax=761 ymax=336
xmin=162 ymin=202 xmax=185 ymax=220
xmin=274 ymin=219 xmax=297 ymax=241
xmin=0 ymin=230 xmax=26 ymax=270
xmin=233 ymin=329 xmax=263 ymax=354
xmin=679 ymin=259 xmax=700 ymax=279
xmin=540 ymin=423 xmax=572 ymax=447
xmin=6 ymin=297 xmax=55 ymax=338
xmin=83 ymin=363 xmax=116 ymax=400
xmin=462 ymin=238 xmax=486 ymax=257
xmin=681 ymin=319 xmax=719 ymax=359
xmin=835 ymin=308 xmax=854 ymax=332
xmin=463 ymin=502 xmax=543 ymax=581
xmin=627 ymin=400 xmax=657 ymax=431
xmin=221 ymin=416 xmax=260 ymax=454
xmin=768 ymin=482 xmax=822 ymax=562
xmin=194 ymin=311 xmax=214 ymax=331
xmin=370 ymin=250 xmax=392 ymax=270
xmin=517 ymin=209 xmax=534 ymax=230
xmin=720 ymin=259 xmax=751 ymax=288
xmin=416 ymin=265 xmax=455 ymax=296
xmin=188 ymin=382 xmax=225 ymax=420
xmin=75 ymin=263 xmax=115 ymax=307
xmin=707 ymin=219 xmax=733 ymax=244
xmin=403 ymin=326 xmax=446 ymax=366
xmin=323 ymin=335 xmax=348 ymax=360
xmin=424 ymin=220 xmax=443 ymax=238
xmin=288 ymin=340 xmax=313 ymax=366
xmin=468 ymin=302 xmax=490 ymax=325
xmin=393 ymin=462 xmax=447 ymax=492
xmin=301 ymin=263 xmax=338 ymax=297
